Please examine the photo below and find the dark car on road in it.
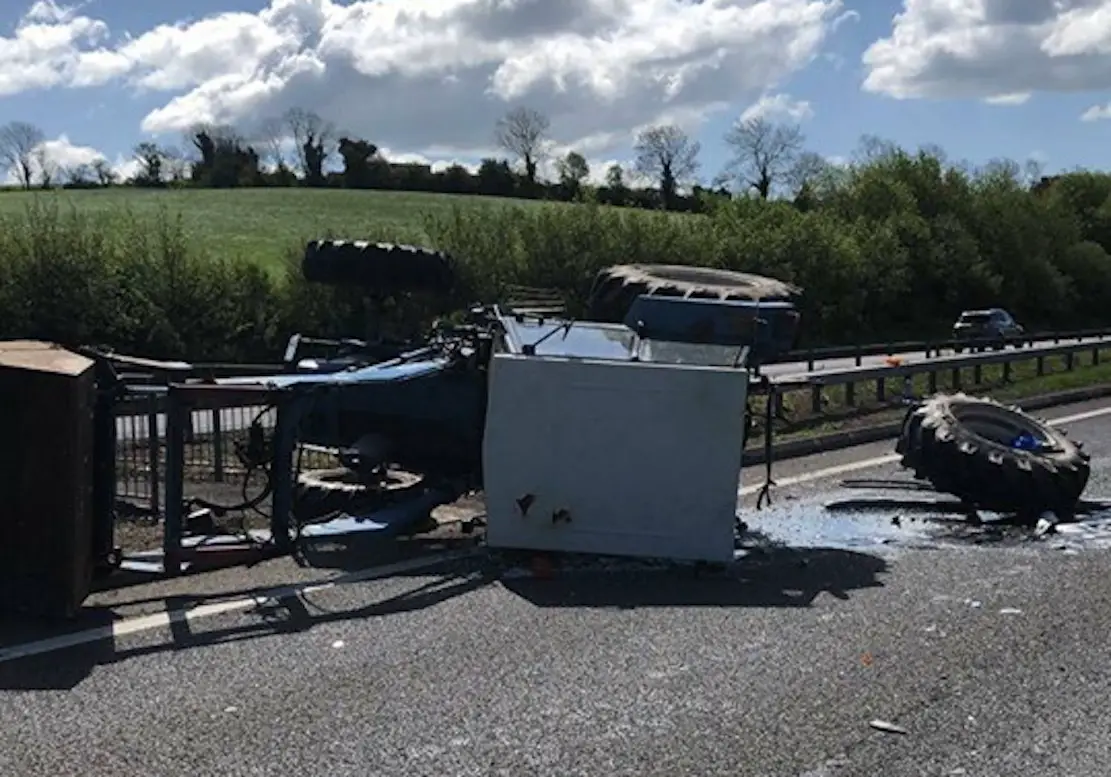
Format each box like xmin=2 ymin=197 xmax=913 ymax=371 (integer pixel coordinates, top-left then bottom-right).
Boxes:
xmin=952 ymin=308 xmax=1026 ymax=351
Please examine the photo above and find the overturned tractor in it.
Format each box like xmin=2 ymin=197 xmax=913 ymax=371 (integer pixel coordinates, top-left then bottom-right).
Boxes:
xmin=0 ymin=240 xmax=806 ymax=619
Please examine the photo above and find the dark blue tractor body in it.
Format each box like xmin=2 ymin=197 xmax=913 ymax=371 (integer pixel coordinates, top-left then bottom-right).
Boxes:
xmin=220 ymin=242 xmax=803 ymax=485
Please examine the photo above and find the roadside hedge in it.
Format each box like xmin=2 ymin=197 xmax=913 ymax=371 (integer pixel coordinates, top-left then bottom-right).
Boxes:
xmin=1 ymin=144 xmax=1110 ymax=363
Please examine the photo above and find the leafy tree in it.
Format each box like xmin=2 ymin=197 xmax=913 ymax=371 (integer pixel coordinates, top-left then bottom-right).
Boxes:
xmin=495 ymin=107 xmax=550 ymax=184
xmin=556 ymin=151 xmax=590 ymax=198
xmin=633 ymin=125 xmax=700 ymax=210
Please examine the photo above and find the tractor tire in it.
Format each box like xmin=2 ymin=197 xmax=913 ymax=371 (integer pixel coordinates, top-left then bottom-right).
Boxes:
xmin=896 ymin=393 xmax=1090 ymax=518
xmin=294 ymin=467 xmax=426 ymax=524
xmin=302 ymin=240 xmax=457 ymax=294
xmin=585 ymin=264 xmax=801 ymax=322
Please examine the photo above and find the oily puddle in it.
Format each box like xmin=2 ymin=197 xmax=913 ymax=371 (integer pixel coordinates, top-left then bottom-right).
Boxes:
xmin=737 ymin=491 xmax=1111 ymax=553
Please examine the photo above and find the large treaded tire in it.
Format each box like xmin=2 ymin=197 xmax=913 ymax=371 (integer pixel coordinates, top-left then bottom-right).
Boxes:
xmin=302 ymin=240 xmax=457 ymax=294
xmin=896 ymin=393 xmax=1090 ymax=517
xmin=585 ymin=264 xmax=801 ymax=322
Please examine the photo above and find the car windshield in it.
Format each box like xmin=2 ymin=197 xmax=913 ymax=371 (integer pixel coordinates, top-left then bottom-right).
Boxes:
xmin=959 ymin=312 xmax=993 ymax=324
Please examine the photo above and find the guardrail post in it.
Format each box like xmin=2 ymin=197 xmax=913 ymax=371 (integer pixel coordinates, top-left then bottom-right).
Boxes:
xmin=810 ymin=385 xmax=822 ymax=414
xmin=951 ymin=367 xmax=961 ymax=389
xmin=146 ymin=394 xmax=160 ymax=516
xmin=1066 ymin=351 xmax=1074 ymax=371
xmin=164 ymin=389 xmax=187 ymax=576
xmin=875 ymin=378 xmax=885 ymax=403
xmin=928 ymin=370 xmax=938 ymax=394
xmin=1037 ymin=356 xmax=1045 ymax=376
xmin=844 ymin=382 xmax=855 ymax=407
xmin=973 ymin=364 xmax=982 ymax=385
xmin=211 ymin=408 xmax=224 ymax=482
xmin=1003 ymin=361 xmax=1011 ymax=382
xmin=1094 ymin=347 xmax=1100 ymax=366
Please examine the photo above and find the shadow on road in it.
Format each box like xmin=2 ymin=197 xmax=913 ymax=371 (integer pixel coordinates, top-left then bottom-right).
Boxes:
xmin=0 ymin=542 xmax=887 ymax=692
xmin=503 ymin=546 xmax=887 ymax=609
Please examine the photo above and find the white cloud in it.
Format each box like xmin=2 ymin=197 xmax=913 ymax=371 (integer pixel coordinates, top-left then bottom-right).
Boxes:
xmin=3 ymin=0 xmax=845 ymax=158
xmin=830 ymin=8 xmax=860 ymax=32
xmin=740 ymin=92 xmax=814 ymax=122
xmin=984 ymin=92 xmax=1030 ymax=105
xmin=862 ymin=0 xmax=1111 ymax=109
xmin=0 ymin=0 xmax=120 ymax=95
xmin=1081 ymin=102 xmax=1111 ymax=121
xmin=1 ymin=134 xmax=136 ymax=185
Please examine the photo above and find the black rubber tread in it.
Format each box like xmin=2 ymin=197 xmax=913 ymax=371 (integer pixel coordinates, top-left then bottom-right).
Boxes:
xmin=301 ymin=240 xmax=457 ymax=293
xmin=896 ymin=393 xmax=1090 ymax=517
xmin=294 ymin=467 xmax=425 ymax=523
xmin=585 ymin=264 xmax=801 ymax=322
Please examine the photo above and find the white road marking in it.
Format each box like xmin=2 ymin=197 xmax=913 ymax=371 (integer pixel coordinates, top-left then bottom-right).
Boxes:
xmin=739 ymin=403 xmax=1111 ymax=496
xmin=0 ymin=549 xmax=477 ymax=665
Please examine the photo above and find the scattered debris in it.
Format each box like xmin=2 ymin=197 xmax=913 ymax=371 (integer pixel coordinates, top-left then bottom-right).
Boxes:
xmin=331 ymin=640 xmax=345 ymax=649
xmin=999 ymin=607 xmax=1022 ymax=615
xmin=1035 ymin=515 xmax=1057 ymax=537
xmin=869 ymin=719 xmax=909 ymax=735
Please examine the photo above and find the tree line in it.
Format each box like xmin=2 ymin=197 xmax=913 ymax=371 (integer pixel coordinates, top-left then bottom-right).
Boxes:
xmin=0 ymin=106 xmax=862 ymax=213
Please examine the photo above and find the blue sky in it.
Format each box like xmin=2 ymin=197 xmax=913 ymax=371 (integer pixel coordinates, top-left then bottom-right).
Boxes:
xmin=2 ymin=0 xmax=1111 ymax=183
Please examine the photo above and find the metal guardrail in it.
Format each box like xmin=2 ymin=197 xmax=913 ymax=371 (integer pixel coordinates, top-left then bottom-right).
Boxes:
xmin=113 ymin=398 xmax=279 ymax=512
xmin=773 ymin=328 xmax=1111 ymax=369
xmin=760 ymin=337 xmax=1111 ymax=414
xmin=99 ymin=326 xmax=1111 ymax=377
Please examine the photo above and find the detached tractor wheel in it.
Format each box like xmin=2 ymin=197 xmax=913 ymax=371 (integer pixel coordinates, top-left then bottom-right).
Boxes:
xmin=896 ymin=393 xmax=1090 ymax=519
xmin=585 ymin=264 xmax=801 ymax=323
xmin=294 ymin=467 xmax=428 ymax=526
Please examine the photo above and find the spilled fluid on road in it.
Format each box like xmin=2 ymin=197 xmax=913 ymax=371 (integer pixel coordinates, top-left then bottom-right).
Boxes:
xmin=737 ymin=491 xmax=1111 ymax=554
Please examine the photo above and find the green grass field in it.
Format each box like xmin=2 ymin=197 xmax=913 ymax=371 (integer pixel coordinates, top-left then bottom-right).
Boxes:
xmin=0 ymin=187 xmax=549 ymax=270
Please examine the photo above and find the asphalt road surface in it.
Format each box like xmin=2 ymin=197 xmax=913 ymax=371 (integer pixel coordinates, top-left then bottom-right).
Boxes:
xmin=11 ymin=397 xmax=1111 ymax=776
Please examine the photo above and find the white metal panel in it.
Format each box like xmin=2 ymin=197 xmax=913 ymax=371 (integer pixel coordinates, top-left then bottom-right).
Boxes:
xmin=482 ymin=353 xmax=748 ymax=563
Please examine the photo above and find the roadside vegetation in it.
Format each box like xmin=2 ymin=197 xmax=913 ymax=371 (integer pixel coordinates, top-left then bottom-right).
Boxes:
xmin=1 ymin=140 xmax=1111 ymax=363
